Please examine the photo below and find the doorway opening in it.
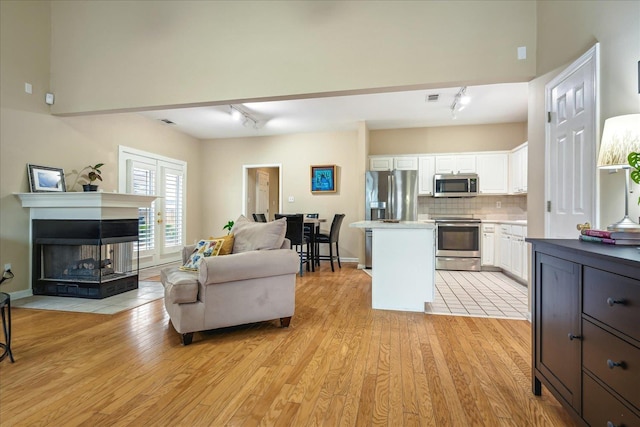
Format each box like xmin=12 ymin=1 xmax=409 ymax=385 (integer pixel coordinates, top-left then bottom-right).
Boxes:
xmin=242 ymin=164 xmax=282 ymax=221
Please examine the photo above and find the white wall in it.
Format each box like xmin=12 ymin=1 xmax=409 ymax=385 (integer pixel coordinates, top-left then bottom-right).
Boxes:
xmin=49 ymin=1 xmax=537 ymax=114
xmin=528 ymin=1 xmax=640 ymax=236
xmin=0 ymin=2 xmax=203 ymax=294
xmin=200 ymin=131 xmax=363 ymax=261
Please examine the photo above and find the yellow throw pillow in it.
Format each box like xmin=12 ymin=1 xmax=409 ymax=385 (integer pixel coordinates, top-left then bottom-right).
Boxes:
xmin=209 ymin=233 xmax=235 ymax=255
xmin=179 ymin=239 xmax=224 ymax=271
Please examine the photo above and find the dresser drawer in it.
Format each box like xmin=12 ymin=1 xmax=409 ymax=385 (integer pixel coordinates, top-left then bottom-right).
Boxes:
xmin=583 ymin=373 xmax=640 ymax=427
xmin=583 ymin=320 xmax=640 ymax=410
xmin=583 ymin=267 xmax=640 ymax=341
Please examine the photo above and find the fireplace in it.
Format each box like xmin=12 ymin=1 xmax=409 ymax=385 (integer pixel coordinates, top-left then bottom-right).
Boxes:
xmin=17 ymin=192 xmax=156 ymax=300
xmin=32 ymin=219 xmax=139 ymax=299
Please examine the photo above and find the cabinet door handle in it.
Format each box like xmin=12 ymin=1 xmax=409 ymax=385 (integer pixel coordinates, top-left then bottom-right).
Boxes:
xmin=607 ymin=359 xmax=625 ymax=369
xmin=607 ymin=297 xmax=625 ymax=306
xmin=568 ymin=333 xmax=582 ymax=341
xmin=607 ymin=422 xmax=620 ymax=427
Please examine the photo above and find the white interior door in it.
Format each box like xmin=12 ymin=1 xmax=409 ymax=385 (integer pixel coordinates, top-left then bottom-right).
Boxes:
xmin=545 ymin=45 xmax=599 ymax=238
xmin=256 ymin=170 xmax=269 ymax=219
xmin=119 ymin=147 xmax=187 ymax=268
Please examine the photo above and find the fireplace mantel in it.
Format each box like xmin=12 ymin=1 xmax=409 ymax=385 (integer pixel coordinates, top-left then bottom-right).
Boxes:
xmin=16 ymin=192 xmax=157 ymax=220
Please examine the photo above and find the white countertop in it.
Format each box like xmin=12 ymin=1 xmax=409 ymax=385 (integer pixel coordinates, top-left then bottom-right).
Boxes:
xmin=481 ymin=219 xmax=527 ymax=225
xmin=350 ymin=220 xmax=436 ymax=229
xmin=418 ymin=219 xmax=527 ymax=225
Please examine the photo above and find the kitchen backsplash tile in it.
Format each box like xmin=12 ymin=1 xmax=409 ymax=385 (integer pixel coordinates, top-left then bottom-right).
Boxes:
xmin=418 ymin=195 xmax=526 ymax=220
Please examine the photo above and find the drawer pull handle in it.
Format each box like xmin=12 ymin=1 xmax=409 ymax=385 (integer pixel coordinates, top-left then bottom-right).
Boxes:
xmin=607 ymin=359 xmax=625 ymax=369
xmin=607 ymin=297 xmax=625 ymax=306
xmin=568 ymin=333 xmax=582 ymax=341
xmin=607 ymin=422 xmax=620 ymax=427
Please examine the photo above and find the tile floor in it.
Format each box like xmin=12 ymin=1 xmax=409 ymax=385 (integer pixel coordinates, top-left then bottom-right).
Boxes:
xmin=11 ymin=263 xmax=179 ymax=315
xmin=426 ymin=270 xmax=529 ymax=320
xmin=363 ymin=268 xmax=529 ymax=320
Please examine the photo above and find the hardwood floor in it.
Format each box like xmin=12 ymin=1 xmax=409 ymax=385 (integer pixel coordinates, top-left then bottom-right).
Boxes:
xmin=0 ymin=264 xmax=576 ymax=426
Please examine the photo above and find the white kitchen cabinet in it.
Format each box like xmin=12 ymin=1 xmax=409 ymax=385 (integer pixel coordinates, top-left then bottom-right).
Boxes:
xmin=393 ymin=156 xmax=418 ymax=171
xmin=499 ymin=224 xmax=512 ymax=271
xmin=496 ymin=223 xmax=529 ymax=282
xmin=369 ymin=156 xmax=418 ymax=171
xmin=369 ymin=157 xmax=393 ymax=171
xmin=481 ymin=223 xmax=495 ymax=266
xmin=435 ymin=155 xmax=476 ymax=174
xmin=418 ymin=156 xmax=435 ymax=195
xmin=509 ymin=142 xmax=528 ymax=194
xmin=510 ymin=225 xmax=525 ymax=279
xmin=477 ymin=153 xmax=509 ymax=194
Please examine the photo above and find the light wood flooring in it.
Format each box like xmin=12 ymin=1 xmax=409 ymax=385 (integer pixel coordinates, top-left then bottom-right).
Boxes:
xmin=0 ymin=263 xmax=576 ymax=426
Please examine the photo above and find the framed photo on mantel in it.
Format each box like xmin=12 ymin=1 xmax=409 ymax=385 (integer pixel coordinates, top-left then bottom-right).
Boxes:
xmin=310 ymin=165 xmax=337 ymax=193
xmin=27 ymin=164 xmax=66 ymax=192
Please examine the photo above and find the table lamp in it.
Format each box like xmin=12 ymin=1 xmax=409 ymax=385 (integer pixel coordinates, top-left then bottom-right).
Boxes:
xmin=597 ymin=114 xmax=640 ymax=231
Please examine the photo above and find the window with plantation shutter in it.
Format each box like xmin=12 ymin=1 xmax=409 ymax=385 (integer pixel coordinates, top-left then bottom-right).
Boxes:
xmin=131 ymin=164 xmax=156 ymax=252
xmin=162 ymin=167 xmax=184 ymax=250
xmin=119 ymin=147 xmax=187 ymax=268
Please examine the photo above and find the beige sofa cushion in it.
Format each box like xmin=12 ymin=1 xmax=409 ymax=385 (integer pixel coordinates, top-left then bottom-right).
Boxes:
xmin=231 ymin=215 xmax=286 ymax=253
xmin=198 ymin=248 xmax=300 ymax=285
xmin=161 ymin=268 xmax=199 ymax=304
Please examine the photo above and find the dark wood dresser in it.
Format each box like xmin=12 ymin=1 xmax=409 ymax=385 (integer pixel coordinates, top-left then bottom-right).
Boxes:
xmin=527 ymin=239 xmax=640 ymax=427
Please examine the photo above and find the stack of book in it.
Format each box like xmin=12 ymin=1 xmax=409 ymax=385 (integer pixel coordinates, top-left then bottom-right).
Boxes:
xmin=580 ymin=229 xmax=640 ymax=246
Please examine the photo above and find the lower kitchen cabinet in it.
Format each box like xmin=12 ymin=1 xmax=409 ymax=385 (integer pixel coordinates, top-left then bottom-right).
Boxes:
xmin=481 ymin=224 xmax=495 ymax=266
xmin=528 ymin=239 xmax=640 ymax=426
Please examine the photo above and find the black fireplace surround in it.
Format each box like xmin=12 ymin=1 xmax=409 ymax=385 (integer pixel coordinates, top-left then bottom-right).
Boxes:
xmin=32 ymin=219 xmax=139 ymax=299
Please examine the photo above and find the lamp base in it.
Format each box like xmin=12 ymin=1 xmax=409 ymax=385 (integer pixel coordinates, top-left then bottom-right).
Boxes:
xmin=606 ymin=216 xmax=640 ymax=232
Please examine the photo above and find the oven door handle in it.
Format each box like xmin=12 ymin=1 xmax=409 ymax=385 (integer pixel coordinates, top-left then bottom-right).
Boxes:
xmin=437 ymin=222 xmax=480 ymax=228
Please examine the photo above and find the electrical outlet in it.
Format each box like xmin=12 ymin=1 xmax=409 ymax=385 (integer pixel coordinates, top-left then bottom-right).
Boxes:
xmin=288 ymin=196 xmax=294 ymax=203
xmin=4 ymin=263 xmax=11 ymax=271
xmin=496 ymin=201 xmax=501 ymax=209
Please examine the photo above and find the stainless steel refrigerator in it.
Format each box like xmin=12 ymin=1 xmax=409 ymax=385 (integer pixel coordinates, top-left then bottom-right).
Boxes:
xmin=365 ymin=169 xmax=418 ymax=268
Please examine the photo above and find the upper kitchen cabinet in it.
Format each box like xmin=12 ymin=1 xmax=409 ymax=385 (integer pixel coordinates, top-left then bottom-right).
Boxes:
xmin=393 ymin=156 xmax=418 ymax=170
xmin=435 ymin=155 xmax=476 ymax=175
xmin=509 ymin=142 xmax=528 ymax=194
xmin=369 ymin=156 xmax=418 ymax=171
xmin=369 ymin=156 xmax=393 ymax=171
xmin=418 ymin=156 xmax=436 ymax=196
xmin=477 ymin=153 xmax=509 ymax=194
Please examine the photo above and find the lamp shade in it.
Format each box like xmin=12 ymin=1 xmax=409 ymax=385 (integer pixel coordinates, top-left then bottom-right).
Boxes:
xmin=597 ymin=114 xmax=640 ymax=169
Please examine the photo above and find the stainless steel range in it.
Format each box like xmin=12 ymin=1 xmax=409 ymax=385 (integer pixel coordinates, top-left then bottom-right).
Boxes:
xmin=434 ymin=218 xmax=481 ymax=271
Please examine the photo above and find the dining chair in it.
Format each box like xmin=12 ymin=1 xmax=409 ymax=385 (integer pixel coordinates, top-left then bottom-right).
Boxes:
xmin=252 ymin=213 xmax=267 ymax=223
xmin=274 ymin=214 xmax=310 ymax=275
xmin=315 ymin=214 xmax=345 ymax=272
xmin=303 ymin=213 xmax=320 ymax=265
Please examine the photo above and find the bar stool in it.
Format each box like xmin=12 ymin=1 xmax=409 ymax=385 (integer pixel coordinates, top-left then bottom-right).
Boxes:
xmin=316 ymin=214 xmax=346 ymax=272
xmin=0 ymin=292 xmax=14 ymax=363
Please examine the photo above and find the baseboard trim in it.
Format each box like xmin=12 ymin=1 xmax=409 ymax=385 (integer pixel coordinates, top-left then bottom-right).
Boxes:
xmin=9 ymin=288 xmax=33 ymax=300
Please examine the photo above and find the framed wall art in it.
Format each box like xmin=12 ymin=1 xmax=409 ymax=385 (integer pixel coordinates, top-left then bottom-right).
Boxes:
xmin=27 ymin=164 xmax=66 ymax=192
xmin=310 ymin=165 xmax=337 ymax=193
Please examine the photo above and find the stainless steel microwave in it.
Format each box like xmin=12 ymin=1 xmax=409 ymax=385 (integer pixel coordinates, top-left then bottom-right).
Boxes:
xmin=433 ymin=174 xmax=479 ymax=197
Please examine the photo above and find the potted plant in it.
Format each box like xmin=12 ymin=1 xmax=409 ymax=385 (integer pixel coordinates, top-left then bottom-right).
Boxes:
xmin=223 ymin=220 xmax=234 ymax=235
xmin=629 ymin=152 xmax=640 ymax=205
xmin=79 ymin=163 xmax=104 ymax=191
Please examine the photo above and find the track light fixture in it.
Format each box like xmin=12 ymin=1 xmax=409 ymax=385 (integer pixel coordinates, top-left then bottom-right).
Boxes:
xmin=450 ymin=86 xmax=471 ymax=118
xmin=229 ymin=105 xmax=261 ymax=129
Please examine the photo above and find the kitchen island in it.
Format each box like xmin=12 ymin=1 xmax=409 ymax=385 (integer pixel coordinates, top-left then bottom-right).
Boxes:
xmin=350 ymin=221 xmax=436 ymax=312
